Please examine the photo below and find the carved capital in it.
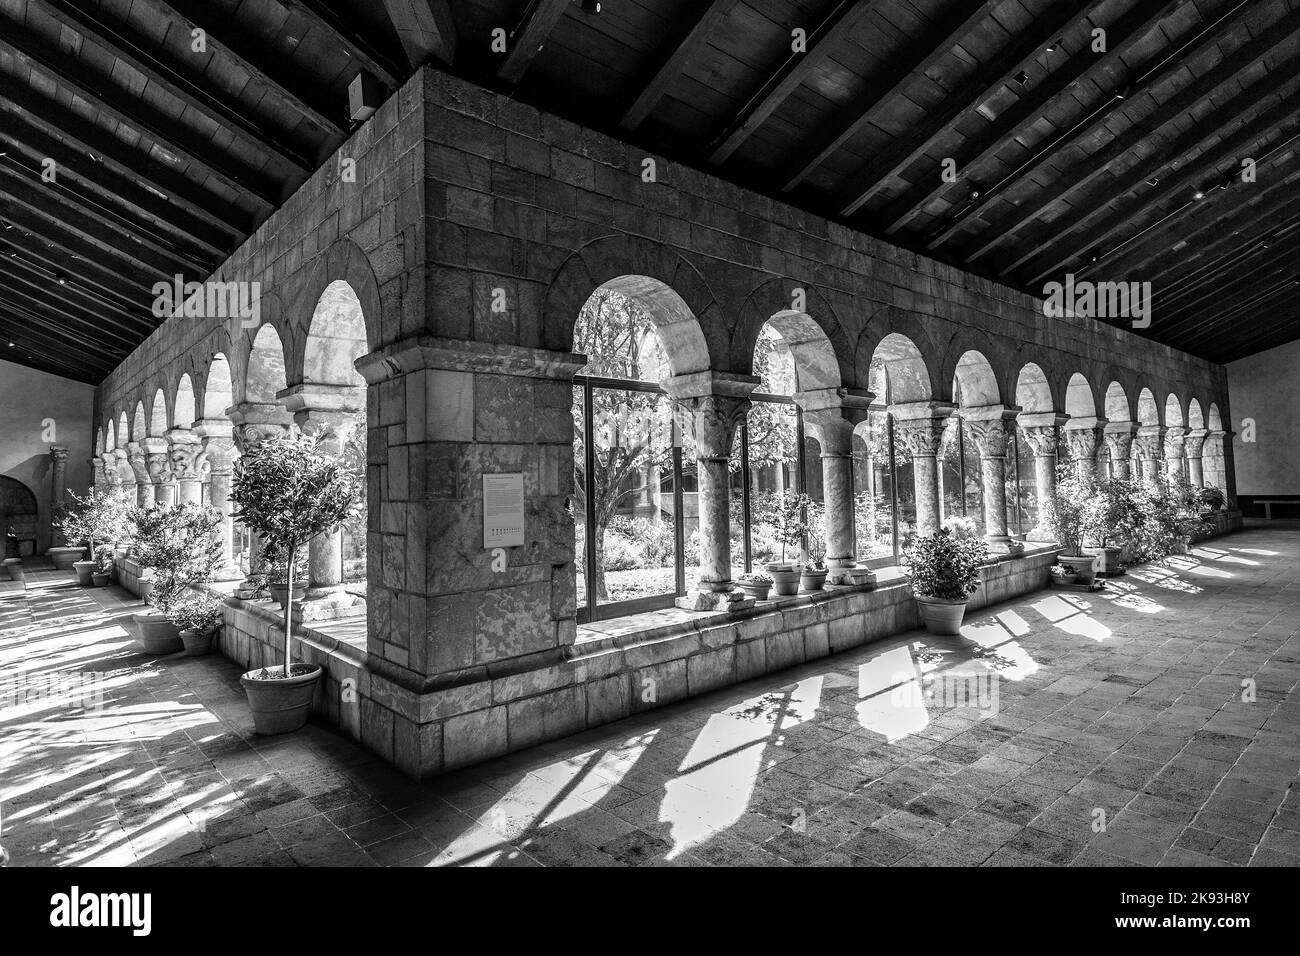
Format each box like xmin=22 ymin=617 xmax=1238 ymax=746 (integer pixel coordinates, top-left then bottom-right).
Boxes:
xmin=676 ymin=394 xmax=749 ymax=459
xmin=1019 ymin=425 xmax=1058 ymax=458
xmin=49 ymin=445 xmax=70 ymax=464
xmin=1133 ymin=425 xmax=1165 ymax=460
xmin=962 ymin=406 xmax=1019 ymax=459
xmin=232 ymin=422 xmax=291 ymax=455
xmin=144 ymin=453 xmax=173 ymax=484
xmin=1162 ymin=425 xmax=1187 ymax=460
xmin=892 ymin=416 xmax=948 ymax=457
xmin=202 ymin=435 xmax=238 ymax=474
xmin=295 ymin=410 xmax=358 ymax=455
xmin=1063 ymin=427 xmax=1101 ymax=461
xmin=1183 ymin=428 xmax=1208 ymax=458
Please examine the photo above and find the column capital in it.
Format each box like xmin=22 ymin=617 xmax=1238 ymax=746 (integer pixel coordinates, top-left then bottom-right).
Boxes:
xmin=1183 ymin=428 xmax=1209 ymax=457
xmin=675 ymin=393 xmax=751 ymax=459
xmin=889 ymin=402 xmax=957 ymax=457
xmin=124 ymin=443 xmax=151 ymax=483
xmin=194 ymin=418 xmax=233 ymax=441
xmin=1063 ymin=417 xmax=1107 ymax=460
xmin=49 ymin=445 xmax=70 ymax=463
xmin=800 ymin=388 xmax=874 ymax=455
xmin=202 ymin=435 xmax=238 ymax=473
xmin=962 ymin=405 xmax=1020 ymax=458
xmin=661 ymin=370 xmax=760 ymax=403
xmin=276 ymin=383 xmax=365 ymax=416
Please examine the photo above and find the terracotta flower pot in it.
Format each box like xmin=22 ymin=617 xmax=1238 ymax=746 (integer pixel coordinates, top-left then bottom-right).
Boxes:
xmin=800 ymin=568 xmax=829 ymax=592
xmin=133 ymin=613 xmax=183 ymax=655
xmin=2 ymin=558 xmax=23 ymax=583
xmin=738 ymin=582 xmax=772 ymax=601
xmin=91 ymin=571 xmax=111 ymax=587
xmin=48 ymin=546 xmax=84 ymax=570
xmin=915 ymin=594 xmax=969 ymax=636
xmin=240 ymin=664 xmax=324 ymax=735
xmin=180 ymin=627 xmax=215 ymax=656
xmin=1083 ymin=546 xmax=1122 ymax=574
xmin=1058 ymin=553 xmax=1097 ymax=584
xmin=765 ymin=565 xmax=802 ymax=596
xmin=73 ymin=560 xmax=95 ymax=586
xmin=269 ymin=583 xmax=306 ymax=609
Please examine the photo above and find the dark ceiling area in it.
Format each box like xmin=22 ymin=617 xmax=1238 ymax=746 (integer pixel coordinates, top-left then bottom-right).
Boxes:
xmin=1 ymin=0 xmax=1296 ymax=384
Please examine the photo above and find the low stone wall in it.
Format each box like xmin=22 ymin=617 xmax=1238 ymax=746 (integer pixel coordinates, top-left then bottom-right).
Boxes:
xmin=114 ymin=555 xmax=152 ymax=599
xmin=1191 ymin=509 xmax=1244 ymax=542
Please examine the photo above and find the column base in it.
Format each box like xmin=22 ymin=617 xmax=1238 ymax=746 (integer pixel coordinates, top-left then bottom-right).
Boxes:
xmin=675 ymin=589 xmax=754 ymax=612
xmin=1025 ymin=527 xmax=1057 ymax=543
xmin=984 ymin=535 xmax=1024 ymax=554
xmin=213 ymin=564 xmax=244 ymax=583
xmin=294 ymin=587 xmax=365 ymax=623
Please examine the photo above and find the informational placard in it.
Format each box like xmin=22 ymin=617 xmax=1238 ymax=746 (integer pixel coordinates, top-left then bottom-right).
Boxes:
xmin=483 ymin=473 xmax=525 ymax=548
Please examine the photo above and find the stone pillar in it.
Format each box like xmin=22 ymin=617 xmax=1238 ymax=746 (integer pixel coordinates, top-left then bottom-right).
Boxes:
xmin=196 ymin=420 xmax=241 ymax=581
xmin=664 ymin=373 xmax=759 ymax=611
xmin=139 ymin=437 xmax=174 ymax=506
xmin=1184 ymin=429 xmax=1208 ymax=488
xmin=278 ymin=385 xmax=364 ymax=620
xmin=1133 ymin=425 xmax=1165 ymax=487
xmin=48 ymin=446 xmax=69 ymax=546
xmin=1162 ymin=426 xmax=1187 ymax=486
xmin=799 ymin=387 xmax=873 ymax=576
xmin=1018 ymin=412 xmax=1068 ymax=541
xmin=229 ymin=403 xmax=295 ymax=593
xmin=889 ymin=401 xmax=957 ymax=537
xmin=1103 ymin=421 xmax=1138 ymax=480
xmin=90 ymin=455 xmax=106 ymax=490
xmin=1063 ymin=417 xmax=1107 ymax=479
xmin=963 ymin=405 xmax=1022 ymax=553
xmin=166 ymin=428 xmax=206 ymax=505
xmin=1204 ymin=428 xmax=1227 ymax=492
xmin=125 ymin=443 xmax=151 ymax=507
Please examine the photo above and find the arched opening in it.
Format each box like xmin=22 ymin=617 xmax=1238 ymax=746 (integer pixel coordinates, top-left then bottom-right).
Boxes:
xmin=1164 ymin=393 xmax=1184 ymax=429
xmin=0 ymin=476 xmax=40 ymax=558
xmin=1136 ymin=387 xmax=1159 ymax=426
xmin=570 ymin=278 xmax=709 ymax=618
xmin=132 ymin=402 xmax=146 ymax=442
xmin=174 ymin=374 xmax=196 ymax=430
xmin=247 ymin=324 xmax=289 ymax=403
xmin=1205 ymin=402 xmax=1226 ymax=491
xmin=148 ymin=390 xmax=168 ymax=436
xmin=203 ymin=353 xmax=234 ymax=420
xmin=300 ymin=280 xmax=370 ymax=599
xmin=1104 ymin=382 xmax=1131 ymax=422
xmin=947 ymin=351 xmax=1002 ymax=538
xmin=1015 ymin=363 xmax=1053 ymax=413
xmin=104 ymin=420 xmax=116 ymax=453
xmin=116 ymin=412 xmax=129 ymax=449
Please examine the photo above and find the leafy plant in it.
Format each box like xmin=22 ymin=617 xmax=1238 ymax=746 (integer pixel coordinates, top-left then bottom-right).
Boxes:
xmin=738 ymin=571 xmax=772 ymax=584
xmin=902 ymin=527 xmax=987 ymax=601
xmin=754 ymin=491 xmax=812 ymax=565
xmin=230 ymin=433 xmax=357 ymax=678
xmin=128 ymin=504 xmax=224 ymax=612
xmin=1199 ymin=485 xmax=1226 ymax=511
xmin=167 ymin=595 xmax=223 ymax=634
xmin=1049 ymin=466 xmax=1097 ymax=556
xmin=55 ymin=487 xmax=131 ymax=562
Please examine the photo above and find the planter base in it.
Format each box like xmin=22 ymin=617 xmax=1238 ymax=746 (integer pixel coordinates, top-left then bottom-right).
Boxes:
xmin=240 ymin=664 xmax=324 ymax=735
xmin=134 ymin=614 xmax=183 ymax=655
xmin=1050 ymin=579 xmax=1106 ymax=592
xmin=675 ymin=589 xmax=755 ymax=612
xmin=915 ymin=595 xmax=969 ymax=636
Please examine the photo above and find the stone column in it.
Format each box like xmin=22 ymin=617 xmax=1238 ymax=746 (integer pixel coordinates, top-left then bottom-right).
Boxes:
xmin=799 ymin=387 xmax=873 ymax=577
xmin=229 ymin=403 xmax=295 ymax=594
xmin=1162 ymin=426 xmax=1187 ymax=486
xmin=963 ymin=405 xmax=1022 ymax=554
xmin=1204 ymin=428 xmax=1227 ymax=492
xmin=1133 ymin=425 xmax=1165 ymax=487
xmin=48 ymin=446 xmax=69 ymax=546
xmin=1063 ymin=417 xmax=1107 ymax=479
xmin=140 ymin=438 xmax=174 ymax=506
xmin=1018 ymin=412 xmax=1068 ymax=542
xmin=125 ymin=444 xmax=152 ymax=507
xmin=90 ymin=455 xmax=106 ymax=491
xmin=166 ymin=428 xmax=206 ymax=505
xmin=664 ymin=373 xmax=759 ymax=612
xmin=889 ymin=401 xmax=957 ymax=537
xmin=197 ymin=420 xmax=242 ymax=582
xmin=112 ymin=447 xmax=137 ymax=507
xmin=1103 ymin=421 xmax=1138 ymax=480
xmin=277 ymin=385 xmax=364 ymax=620
xmin=1183 ymin=429 xmax=1207 ymax=488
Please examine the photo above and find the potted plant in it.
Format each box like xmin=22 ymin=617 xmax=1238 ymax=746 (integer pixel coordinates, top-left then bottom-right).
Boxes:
xmin=737 ymin=571 xmax=773 ymax=600
xmin=1081 ymin=478 xmax=1140 ymax=575
xmin=90 ymin=547 xmax=114 ymax=587
xmin=47 ymin=504 xmax=85 ymax=571
xmin=263 ymin=540 xmax=307 ymax=609
xmin=1199 ymin=485 xmax=1226 ymax=513
xmin=55 ymin=487 xmax=130 ymax=586
xmin=230 ymin=433 xmax=356 ymax=735
xmin=902 ymin=526 xmax=988 ymax=635
xmin=759 ymin=491 xmax=810 ymax=596
xmin=2 ymin=557 xmax=23 ymax=584
xmin=1050 ymin=467 xmax=1099 ymax=585
xmin=168 ymin=596 xmax=224 ymax=656
xmin=799 ymin=501 xmax=829 ymax=591
xmin=128 ymin=504 xmax=224 ymax=655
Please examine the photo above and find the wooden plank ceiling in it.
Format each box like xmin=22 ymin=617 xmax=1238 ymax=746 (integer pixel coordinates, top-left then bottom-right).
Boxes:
xmin=1 ymin=0 xmax=1296 ymax=384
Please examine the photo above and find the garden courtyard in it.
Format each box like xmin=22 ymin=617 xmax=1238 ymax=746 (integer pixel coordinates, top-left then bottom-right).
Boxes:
xmin=3 ymin=521 xmax=1297 ymax=868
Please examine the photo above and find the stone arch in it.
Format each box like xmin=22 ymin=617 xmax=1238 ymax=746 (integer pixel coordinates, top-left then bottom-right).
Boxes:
xmin=869 ymin=332 xmax=933 ymax=404
xmin=94 ymin=426 xmax=104 ymax=456
xmin=1015 ymin=362 xmax=1057 ymax=413
xmin=1163 ymin=392 xmax=1185 ymax=428
xmin=1104 ymin=381 xmax=1131 ymax=421
xmin=116 ymin=412 xmax=129 ymax=447
xmin=174 ymin=374 xmax=197 ymax=429
xmin=939 ymin=328 xmax=1011 ymax=405
xmin=246 ymin=323 xmax=289 ymax=404
xmin=1136 ymin=387 xmax=1159 ymax=425
xmin=951 ymin=350 xmax=1000 ymax=407
xmin=104 ymin=420 xmax=116 ymax=452
xmin=545 ymin=235 xmax=720 ymax=375
xmin=302 ymin=280 xmax=369 ymax=388
xmin=201 ymin=353 xmax=235 ymax=421
xmin=286 ymin=239 xmax=382 ymax=381
xmin=149 ymin=388 xmax=169 ymax=436
xmin=1207 ymin=402 xmax=1223 ymax=430
xmin=1064 ymin=373 xmax=1098 ymax=418
xmin=855 ymin=306 xmax=941 ymax=395
xmin=1187 ymin=398 xmax=1205 ymax=430
xmin=132 ymin=402 xmax=147 ymax=441
xmin=732 ymin=277 xmax=851 ymax=387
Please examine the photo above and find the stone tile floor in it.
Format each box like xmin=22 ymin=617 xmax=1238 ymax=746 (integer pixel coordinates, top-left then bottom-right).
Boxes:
xmin=2 ymin=523 xmax=1298 ymax=867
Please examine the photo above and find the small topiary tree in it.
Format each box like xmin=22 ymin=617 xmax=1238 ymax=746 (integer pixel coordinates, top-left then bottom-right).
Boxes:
xmin=55 ymin=487 xmax=132 ymax=566
xmin=754 ymin=491 xmax=812 ymax=566
xmin=128 ymin=503 xmax=224 ymax=611
xmin=230 ymin=433 xmax=356 ymax=678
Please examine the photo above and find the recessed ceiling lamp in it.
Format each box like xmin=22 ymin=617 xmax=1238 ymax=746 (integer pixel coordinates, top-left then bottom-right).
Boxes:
xmin=54 ymin=272 xmax=67 ymax=285
xmin=580 ymin=0 xmax=601 ymax=11
xmin=1113 ymin=87 xmax=1130 ymax=101
xmin=1045 ymin=38 xmax=1062 ymax=52
xmin=968 ymin=186 xmax=981 ymax=201
xmin=1192 ymin=188 xmax=1205 ymax=200
xmin=1089 ymin=249 xmax=1103 ymax=263
xmin=6 ymin=342 xmax=14 ymax=347
xmin=1146 ymin=177 xmax=1159 ymax=186
xmin=1013 ymin=70 xmax=1029 ymax=85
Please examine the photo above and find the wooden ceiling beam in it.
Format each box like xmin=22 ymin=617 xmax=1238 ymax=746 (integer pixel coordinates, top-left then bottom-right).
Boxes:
xmin=149 ymin=0 xmax=345 ymax=135
xmin=1155 ymin=237 xmax=1300 ymax=335
xmin=924 ymin=0 xmax=1241 ymax=249
xmin=0 ymin=275 xmax=146 ymax=352
xmin=382 ymin=0 xmax=456 ymax=68
xmin=0 ymin=221 xmax=152 ymax=315
xmin=0 ymin=254 xmax=151 ymax=334
xmin=1197 ymin=299 xmax=1300 ymax=361
xmin=275 ymin=0 xmax=403 ymax=88
xmin=707 ymin=0 xmax=882 ymax=166
xmin=976 ymin=11 xmax=1300 ymax=269
xmin=834 ymin=0 xmax=1096 ymax=217
xmin=0 ymin=29 xmax=279 ymax=211
xmin=499 ymin=0 xmax=571 ymax=86
xmin=621 ymin=0 xmax=743 ymax=132
xmin=0 ymin=318 xmax=109 ymax=382
xmin=0 ymin=75 xmax=249 ymax=239
xmin=1022 ymin=106 xmax=1300 ymax=286
xmin=1177 ymin=278 xmax=1300 ymax=353
xmin=881 ymin=0 xmax=1184 ymax=237
xmin=31 ymin=0 xmax=315 ymax=175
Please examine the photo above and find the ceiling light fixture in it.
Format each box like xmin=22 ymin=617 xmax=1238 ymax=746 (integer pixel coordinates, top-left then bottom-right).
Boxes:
xmin=580 ymin=0 xmax=601 ymax=11
xmin=1013 ymin=70 xmax=1029 ymax=85
xmin=1146 ymin=177 xmax=1159 ymax=186
xmin=1192 ymin=188 xmax=1205 ymax=200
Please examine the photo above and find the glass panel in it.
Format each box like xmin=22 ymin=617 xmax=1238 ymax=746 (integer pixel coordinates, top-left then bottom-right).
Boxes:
xmin=572 ymin=383 xmax=588 ymax=614
xmin=893 ymin=414 xmax=917 ymax=542
xmin=729 ymin=431 xmax=746 ymax=577
xmin=938 ymin=417 xmax=963 ymax=523
xmin=745 ymin=398 xmax=801 ymax=568
xmin=803 ymin=433 xmax=825 ymax=564
xmin=572 ymin=289 xmax=666 ymax=383
xmin=852 ymin=412 xmax=895 ymax=560
xmin=590 ymin=386 xmax=679 ymax=607
xmin=341 ymin=410 xmax=367 ymax=594
xmin=1016 ymin=427 xmax=1039 ymax=534
xmin=962 ymin=422 xmax=985 ymax=536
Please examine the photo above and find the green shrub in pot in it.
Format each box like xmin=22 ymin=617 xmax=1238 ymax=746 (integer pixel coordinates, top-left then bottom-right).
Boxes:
xmin=902 ymin=526 xmax=987 ymax=635
xmin=127 ymin=503 xmax=224 ymax=653
xmin=54 ymin=487 xmax=131 ymax=586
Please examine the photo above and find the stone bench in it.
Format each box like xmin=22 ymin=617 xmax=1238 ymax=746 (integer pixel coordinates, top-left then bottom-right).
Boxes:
xmin=1256 ymin=499 xmax=1300 ymax=519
